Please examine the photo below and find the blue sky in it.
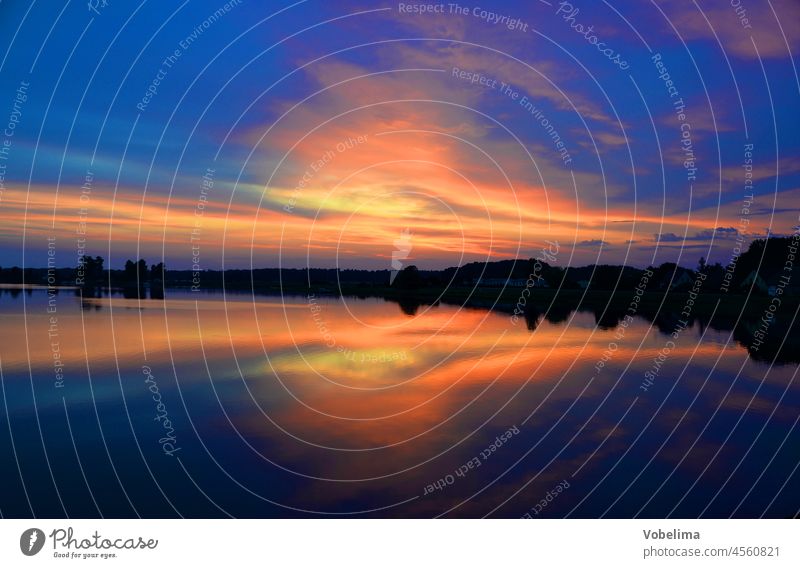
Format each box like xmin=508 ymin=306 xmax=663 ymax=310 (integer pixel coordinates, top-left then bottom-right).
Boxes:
xmin=0 ymin=0 xmax=798 ymax=269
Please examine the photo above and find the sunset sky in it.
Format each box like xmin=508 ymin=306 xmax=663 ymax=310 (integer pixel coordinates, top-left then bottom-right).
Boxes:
xmin=0 ymin=0 xmax=798 ymax=270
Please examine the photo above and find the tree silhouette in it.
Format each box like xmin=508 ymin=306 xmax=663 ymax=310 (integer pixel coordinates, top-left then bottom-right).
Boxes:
xmin=392 ymin=265 xmax=422 ymax=289
xmin=77 ymin=255 xmax=104 ymax=286
xmin=124 ymin=258 xmax=149 ymax=286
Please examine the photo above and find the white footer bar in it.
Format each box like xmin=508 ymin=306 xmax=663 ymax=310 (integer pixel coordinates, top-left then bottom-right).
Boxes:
xmin=1 ymin=519 xmax=797 ymax=567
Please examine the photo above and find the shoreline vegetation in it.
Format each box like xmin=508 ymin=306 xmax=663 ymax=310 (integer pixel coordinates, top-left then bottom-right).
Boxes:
xmin=2 ymin=236 xmax=799 ymax=363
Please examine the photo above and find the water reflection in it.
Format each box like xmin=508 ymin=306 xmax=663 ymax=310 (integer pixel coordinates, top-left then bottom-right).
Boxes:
xmin=0 ymin=286 xmax=798 ymax=518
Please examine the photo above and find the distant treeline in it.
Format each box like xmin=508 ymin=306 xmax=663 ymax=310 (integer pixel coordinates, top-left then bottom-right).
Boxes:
xmin=0 ymin=257 xmax=164 ymax=289
xmin=1 ymin=236 xmax=798 ymax=295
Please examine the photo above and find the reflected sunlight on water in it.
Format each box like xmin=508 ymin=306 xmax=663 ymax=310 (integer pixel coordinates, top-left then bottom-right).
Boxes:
xmin=0 ymin=287 xmax=798 ymax=518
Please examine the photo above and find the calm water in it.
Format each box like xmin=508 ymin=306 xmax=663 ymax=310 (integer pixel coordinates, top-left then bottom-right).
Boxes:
xmin=1 ymin=287 xmax=798 ymax=518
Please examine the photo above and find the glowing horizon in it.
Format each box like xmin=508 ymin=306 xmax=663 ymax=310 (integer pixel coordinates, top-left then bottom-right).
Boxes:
xmin=0 ymin=1 xmax=797 ymax=271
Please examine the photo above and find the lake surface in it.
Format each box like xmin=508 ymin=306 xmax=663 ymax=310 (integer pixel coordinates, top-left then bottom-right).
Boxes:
xmin=1 ymin=286 xmax=798 ymax=518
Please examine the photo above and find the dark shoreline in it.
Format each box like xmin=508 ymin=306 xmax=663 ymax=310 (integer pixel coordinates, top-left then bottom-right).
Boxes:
xmin=6 ymin=281 xmax=797 ymax=365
